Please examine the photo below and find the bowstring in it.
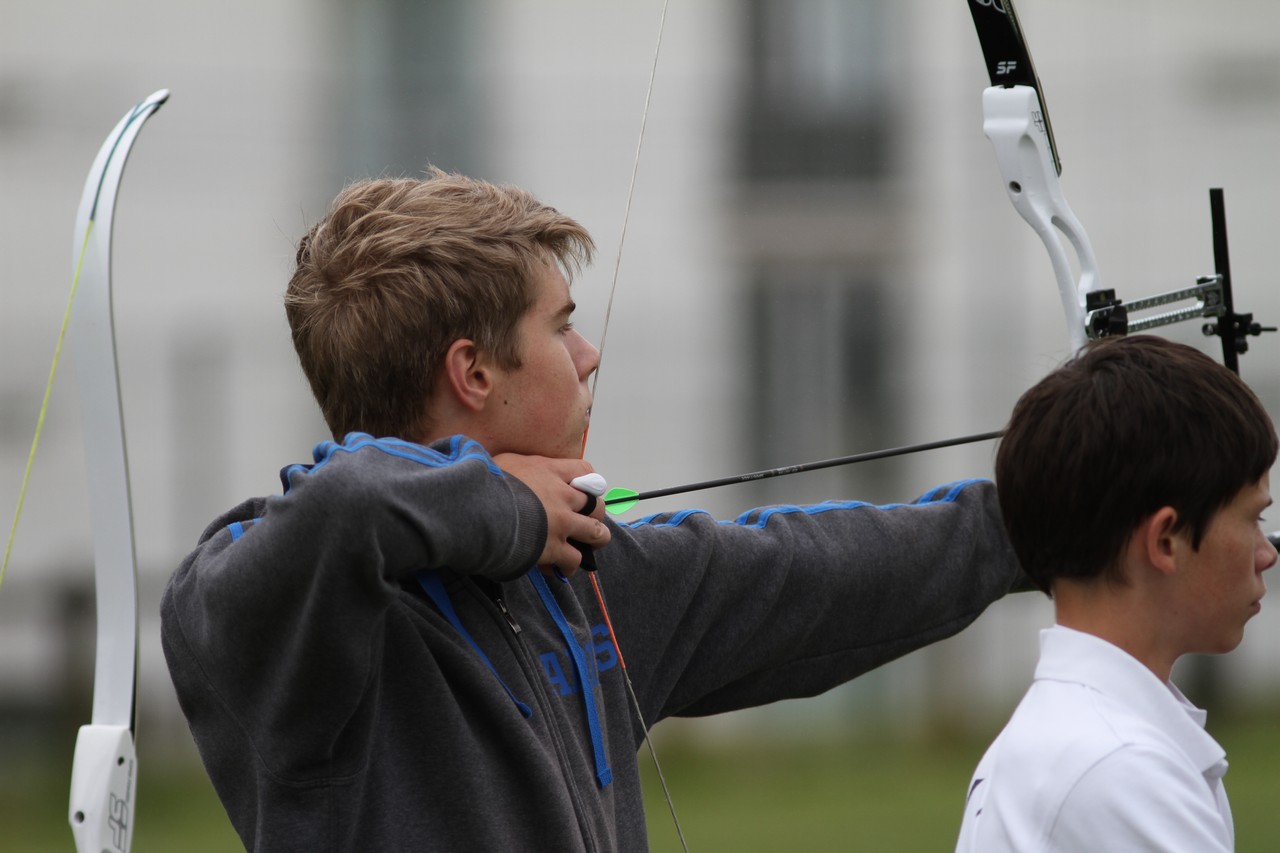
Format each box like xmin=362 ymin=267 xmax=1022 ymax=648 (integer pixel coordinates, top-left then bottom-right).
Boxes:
xmin=581 ymin=1 xmax=689 ymax=850
xmin=1 ymin=222 xmax=96 ymax=591
xmin=590 ymin=0 xmax=669 ymax=404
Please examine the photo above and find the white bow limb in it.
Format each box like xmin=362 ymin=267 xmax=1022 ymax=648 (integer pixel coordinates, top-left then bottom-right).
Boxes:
xmin=67 ymin=89 xmax=169 ymax=853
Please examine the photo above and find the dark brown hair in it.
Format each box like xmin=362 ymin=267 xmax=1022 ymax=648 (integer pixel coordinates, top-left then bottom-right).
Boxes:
xmin=996 ymin=335 xmax=1276 ymax=593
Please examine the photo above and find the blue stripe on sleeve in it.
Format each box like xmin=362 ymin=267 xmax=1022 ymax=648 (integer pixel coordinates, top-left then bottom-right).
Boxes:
xmin=619 ymin=479 xmax=988 ymax=531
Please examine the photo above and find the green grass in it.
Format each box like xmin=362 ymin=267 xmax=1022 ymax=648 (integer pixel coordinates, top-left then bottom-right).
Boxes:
xmin=641 ymin=728 xmax=988 ymax=852
xmin=4 ymin=714 xmax=1279 ymax=851
xmin=1215 ymin=716 xmax=1280 ymax=850
xmin=641 ymin=713 xmax=1280 ymax=853
xmin=0 ymin=732 xmax=240 ymax=852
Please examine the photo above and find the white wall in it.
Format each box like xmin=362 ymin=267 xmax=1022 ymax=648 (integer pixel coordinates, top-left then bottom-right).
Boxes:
xmin=2 ymin=0 xmax=1279 ymax=747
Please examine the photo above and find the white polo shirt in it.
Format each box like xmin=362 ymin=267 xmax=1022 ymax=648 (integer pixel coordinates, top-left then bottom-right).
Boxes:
xmin=955 ymin=625 xmax=1233 ymax=852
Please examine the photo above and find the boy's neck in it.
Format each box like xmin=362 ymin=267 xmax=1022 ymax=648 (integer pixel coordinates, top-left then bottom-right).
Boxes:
xmin=1054 ymin=582 xmax=1177 ymax=683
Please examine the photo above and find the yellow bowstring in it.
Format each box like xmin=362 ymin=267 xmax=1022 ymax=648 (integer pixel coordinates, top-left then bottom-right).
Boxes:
xmin=0 ymin=220 xmax=95 ymax=591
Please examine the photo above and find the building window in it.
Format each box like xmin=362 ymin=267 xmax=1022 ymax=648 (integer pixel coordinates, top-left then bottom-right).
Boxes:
xmin=741 ymin=0 xmax=891 ymax=182
xmin=337 ymin=0 xmax=481 ymax=178
xmin=744 ymin=264 xmax=893 ymax=505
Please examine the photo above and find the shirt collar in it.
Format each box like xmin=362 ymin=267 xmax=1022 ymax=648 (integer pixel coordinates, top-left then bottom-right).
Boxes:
xmin=1034 ymin=625 xmax=1228 ymax=777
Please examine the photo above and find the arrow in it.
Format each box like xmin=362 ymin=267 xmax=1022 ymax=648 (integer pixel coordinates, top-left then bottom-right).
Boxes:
xmin=603 ymin=429 xmax=1004 ymax=515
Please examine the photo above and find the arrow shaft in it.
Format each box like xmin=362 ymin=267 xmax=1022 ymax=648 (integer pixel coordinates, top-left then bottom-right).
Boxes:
xmin=607 ymin=429 xmax=1004 ymax=507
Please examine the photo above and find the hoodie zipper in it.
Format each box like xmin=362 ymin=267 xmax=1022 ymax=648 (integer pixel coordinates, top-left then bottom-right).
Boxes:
xmin=477 ymin=579 xmax=602 ymax=853
xmin=494 ymin=594 xmax=522 ymax=635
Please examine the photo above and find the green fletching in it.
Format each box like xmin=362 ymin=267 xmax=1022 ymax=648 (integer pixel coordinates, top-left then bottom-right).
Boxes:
xmin=604 ymin=487 xmax=639 ymax=515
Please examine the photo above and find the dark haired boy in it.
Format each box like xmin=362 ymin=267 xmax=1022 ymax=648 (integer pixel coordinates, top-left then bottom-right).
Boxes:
xmin=956 ymin=335 xmax=1276 ymax=852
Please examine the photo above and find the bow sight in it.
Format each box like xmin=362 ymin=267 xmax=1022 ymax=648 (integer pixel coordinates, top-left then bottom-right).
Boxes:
xmin=1085 ymin=189 xmax=1276 ymax=375
xmin=968 ymin=0 xmax=1275 ymax=375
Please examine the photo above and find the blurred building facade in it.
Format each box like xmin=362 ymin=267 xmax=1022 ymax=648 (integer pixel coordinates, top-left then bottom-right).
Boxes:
xmin=2 ymin=0 xmax=1280 ymax=754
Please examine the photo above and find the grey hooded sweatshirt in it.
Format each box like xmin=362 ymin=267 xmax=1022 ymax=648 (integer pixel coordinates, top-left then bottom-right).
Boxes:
xmin=161 ymin=433 xmax=1024 ymax=852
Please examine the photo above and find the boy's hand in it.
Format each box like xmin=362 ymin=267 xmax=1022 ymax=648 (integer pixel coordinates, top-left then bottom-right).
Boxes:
xmin=493 ymin=454 xmax=611 ymax=577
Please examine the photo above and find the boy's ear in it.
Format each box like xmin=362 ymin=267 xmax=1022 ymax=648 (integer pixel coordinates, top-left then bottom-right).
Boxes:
xmin=1139 ymin=506 xmax=1181 ymax=577
xmin=442 ymin=339 xmax=492 ymax=412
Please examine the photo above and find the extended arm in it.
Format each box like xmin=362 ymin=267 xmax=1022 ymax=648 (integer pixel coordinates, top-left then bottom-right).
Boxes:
xmin=599 ymin=479 xmax=1023 ymax=723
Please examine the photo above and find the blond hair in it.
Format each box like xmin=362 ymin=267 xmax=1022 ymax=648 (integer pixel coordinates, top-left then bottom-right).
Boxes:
xmin=285 ymin=169 xmax=594 ymax=440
